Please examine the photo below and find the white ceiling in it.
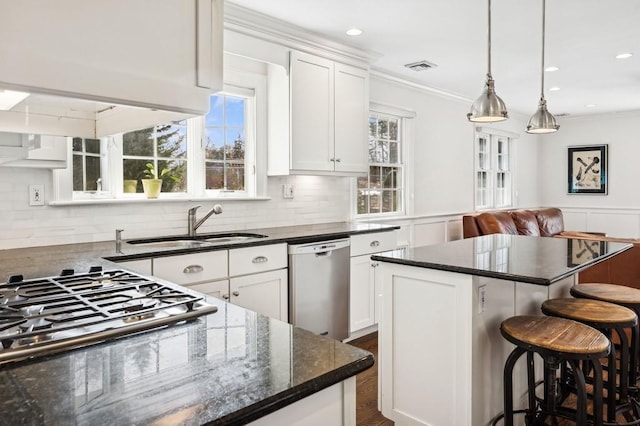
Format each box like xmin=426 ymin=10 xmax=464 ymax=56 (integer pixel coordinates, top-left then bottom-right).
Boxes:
xmin=227 ymin=0 xmax=640 ymax=118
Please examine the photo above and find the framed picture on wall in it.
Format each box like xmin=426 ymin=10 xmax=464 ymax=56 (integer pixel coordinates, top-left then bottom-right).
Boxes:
xmin=567 ymin=144 xmax=608 ymax=194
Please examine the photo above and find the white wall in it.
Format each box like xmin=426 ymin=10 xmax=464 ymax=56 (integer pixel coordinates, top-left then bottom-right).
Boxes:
xmin=370 ymin=75 xmax=541 ymax=217
xmin=538 ymin=110 xmax=640 ymax=237
xmin=0 ymin=169 xmax=351 ymax=249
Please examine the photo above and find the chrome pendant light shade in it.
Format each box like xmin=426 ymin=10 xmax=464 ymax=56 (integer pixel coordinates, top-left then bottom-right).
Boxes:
xmin=526 ymin=0 xmax=559 ymax=134
xmin=468 ymin=0 xmax=508 ymax=122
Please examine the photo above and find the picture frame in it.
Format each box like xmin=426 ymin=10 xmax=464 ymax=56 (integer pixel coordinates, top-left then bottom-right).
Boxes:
xmin=567 ymin=239 xmax=606 ymax=267
xmin=567 ymin=144 xmax=608 ymax=194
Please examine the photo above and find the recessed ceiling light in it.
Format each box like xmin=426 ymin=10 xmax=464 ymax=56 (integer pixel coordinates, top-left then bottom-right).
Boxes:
xmin=0 ymin=90 xmax=29 ymax=110
xmin=616 ymin=52 xmax=633 ymax=59
xmin=545 ymin=66 xmax=559 ymax=72
xmin=549 ymin=86 xmax=560 ymax=91
xmin=346 ymin=28 xmax=363 ymax=36
xmin=585 ymin=104 xmax=596 ymax=108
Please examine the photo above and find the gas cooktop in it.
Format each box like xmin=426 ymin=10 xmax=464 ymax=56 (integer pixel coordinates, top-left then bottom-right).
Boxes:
xmin=0 ymin=267 xmax=217 ymax=365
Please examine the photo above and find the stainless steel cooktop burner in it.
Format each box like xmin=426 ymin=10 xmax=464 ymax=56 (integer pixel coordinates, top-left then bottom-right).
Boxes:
xmin=0 ymin=267 xmax=217 ymax=364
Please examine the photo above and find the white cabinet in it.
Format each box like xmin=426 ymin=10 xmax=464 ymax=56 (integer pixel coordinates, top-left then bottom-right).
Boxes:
xmin=0 ymin=135 xmax=67 ymax=168
xmin=228 ymin=244 xmax=289 ymax=321
xmin=115 ymin=258 xmax=152 ymax=276
xmin=349 ymin=231 xmax=398 ymax=335
xmin=230 ymin=269 xmax=288 ymax=321
xmin=0 ymin=0 xmax=223 ymax=115
xmin=285 ymin=51 xmax=368 ymax=176
xmin=149 ymin=244 xmax=288 ymax=322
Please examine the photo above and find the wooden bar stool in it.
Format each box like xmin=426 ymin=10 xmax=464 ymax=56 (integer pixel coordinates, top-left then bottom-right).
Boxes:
xmin=541 ymin=298 xmax=638 ymax=423
xmin=499 ymin=315 xmax=610 ymax=426
xmin=571 ymin=284 xmax=640 ymax=385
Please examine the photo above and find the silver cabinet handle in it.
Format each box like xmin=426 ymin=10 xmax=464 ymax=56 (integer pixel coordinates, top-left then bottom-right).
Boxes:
xmin=370 ymin=240 xmax=380 ymax=248
xmin=232 ymin=291 xmax=240 ymax=297
xmin=183 ymin=264 xmax=204 ymax=274
xmin=372 ymin=262 xmax=379 ymax=268
xmin=335 ymin=158 xmax=341 ymax=163
xmin=252 ymin=256 xmax=268 ymax=264
xmin=222 ymin=294 xmax=230 ymax=300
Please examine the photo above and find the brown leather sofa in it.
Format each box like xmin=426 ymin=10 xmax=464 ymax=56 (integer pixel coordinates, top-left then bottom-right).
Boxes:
xmin=463 ymin=207 xmax=640 ymax=288
xmin=462 ymin=207 xmax=596 ymax=239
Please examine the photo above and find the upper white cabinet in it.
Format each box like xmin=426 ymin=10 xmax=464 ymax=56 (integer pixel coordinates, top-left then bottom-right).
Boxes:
xmin=0 ymin=135 xmax=67 ymax=168
xmin=0 ymin=0 xmax=223 ymax=115
xmin=269 ymin=51 xmax=368 ymax=176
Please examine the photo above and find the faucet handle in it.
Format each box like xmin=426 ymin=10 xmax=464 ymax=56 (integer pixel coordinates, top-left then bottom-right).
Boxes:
xmin=188 ymin=205 xmax=202 ymax=214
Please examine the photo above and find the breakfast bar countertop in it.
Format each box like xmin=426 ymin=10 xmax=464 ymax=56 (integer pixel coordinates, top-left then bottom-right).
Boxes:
xmin=372 ymin=234 xmax=632 ymax=286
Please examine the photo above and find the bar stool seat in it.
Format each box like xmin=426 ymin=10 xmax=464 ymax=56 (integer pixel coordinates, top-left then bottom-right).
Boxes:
xmin=499 ymin=315 xmax=610 ymax=426
xmin=542 ymin=298 xmax=638 ymax=423
xmin=571 ymin=284 xmax=640 ymax=308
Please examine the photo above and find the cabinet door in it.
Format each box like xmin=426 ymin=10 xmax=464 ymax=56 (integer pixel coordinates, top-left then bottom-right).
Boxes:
xmin=290 ymin=51 xmax=334 ymax=172
xmin=116 ymin=259 xmax=152 ymax=276
xmin=186 ymin=280 xmax=230 ymax=301
xmin=230 ymin=269 xmax=288 ymax=321
xmin=349 ymin=255 xmax=376 ymax=333
xmin=334 ymin=63 xmax=369 ymax=174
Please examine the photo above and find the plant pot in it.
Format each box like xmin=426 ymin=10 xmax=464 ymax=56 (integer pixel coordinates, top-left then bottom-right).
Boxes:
xmin=141 ymin=179 xmax=162 ymax=199
xmin=123 ymin=179 xmax=138 ymax=193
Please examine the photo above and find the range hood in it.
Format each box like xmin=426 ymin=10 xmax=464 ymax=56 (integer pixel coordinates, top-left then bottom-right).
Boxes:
xmin=0 ymin=91 xmax=194 ymax=139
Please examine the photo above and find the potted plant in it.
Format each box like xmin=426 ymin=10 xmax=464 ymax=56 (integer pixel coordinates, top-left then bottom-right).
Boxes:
xmin=141 ymin=162 xmax=179 ymax=199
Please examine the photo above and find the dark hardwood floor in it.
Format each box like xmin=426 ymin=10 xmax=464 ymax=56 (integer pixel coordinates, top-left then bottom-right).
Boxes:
xmin=348 ymin=332 xmax=394 ymax=426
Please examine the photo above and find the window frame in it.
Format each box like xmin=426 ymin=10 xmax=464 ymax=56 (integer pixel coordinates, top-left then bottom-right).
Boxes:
xmin=52 ymin=71 xmax=267 ymax=203
xmin=354 ymin=103 xmax=415 ymax=219
xmin=474 ymin=128 xmax=515 ymax=210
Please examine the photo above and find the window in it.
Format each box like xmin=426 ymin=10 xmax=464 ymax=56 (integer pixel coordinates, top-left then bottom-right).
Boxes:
xmin=72 ymin=137 xmax=102 ymax=191
xmin=54 ymin=77 xmax=262 ymax=202
xmin=475 ymin=130 xmax=513 ymax=209
xmin=122 ymin=122 xmax=188 ymax=194
xmin=204 ymin=94 xmax=247 ymax=192
xmin=356 ymin=111 xmax=405 ymax=216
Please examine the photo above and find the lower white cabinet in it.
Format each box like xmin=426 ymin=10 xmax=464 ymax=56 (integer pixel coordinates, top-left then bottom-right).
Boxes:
xmin=230 ymin=269 xmax=288 ymax=321
xmin=348 ymin=231 xmax=398 ymax=336
xmin=115 ymin=258 xmax=152 ymax=276
xmin=349 ymin=255 xmax=376 ymax=333
xmin=148 ymin=244 xmax=288 ymax=322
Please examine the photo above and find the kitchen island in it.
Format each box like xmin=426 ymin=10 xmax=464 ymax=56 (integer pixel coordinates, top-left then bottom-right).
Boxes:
xmin=371 ymin=234 xmax=631 ymax=426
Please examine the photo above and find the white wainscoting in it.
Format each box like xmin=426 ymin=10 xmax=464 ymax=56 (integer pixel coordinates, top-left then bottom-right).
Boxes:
xmin=561 ymin=207 xmax=640 ymax=239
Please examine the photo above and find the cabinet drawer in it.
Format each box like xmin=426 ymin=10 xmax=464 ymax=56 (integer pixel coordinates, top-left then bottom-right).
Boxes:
xmin=153 ymin=251 xmax=228 ymax=285
xmin=350 ymin=231 xmax=397 ymax=257
xmin=229 ymin=243 xmax=287 ymax=277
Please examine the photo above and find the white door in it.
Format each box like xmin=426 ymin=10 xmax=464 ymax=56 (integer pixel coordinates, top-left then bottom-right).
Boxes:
xmin=230 ymin=269 xmax=288 ymax=321
xmin=349 ymin=255 xmax=375 ymax=333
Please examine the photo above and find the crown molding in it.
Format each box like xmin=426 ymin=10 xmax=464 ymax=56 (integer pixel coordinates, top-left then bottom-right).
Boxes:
xmin=224 ymin=3 xmax=379 ymax=68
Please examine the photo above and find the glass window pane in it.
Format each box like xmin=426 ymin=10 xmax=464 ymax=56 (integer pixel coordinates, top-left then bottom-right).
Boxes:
xmin=224 ymin=96 xmax=245 ymax=127
xmin=357 ymin=190 xmax=369 ymax=215
xmin=206 ymin=96 xmax=224 ymax=126
xmin=388 ymin=119 xmax=398 ymax=141
xmin=205 ymin=128 xmax=225 ymax=160
xmin=205 ymin=161 xmax=224 ymax=190
xmin=85 ymin=156 xmax=101 ymax=191
xmin=226 ymin=130 xmax=245 ymax=160
xmin=368 ymin=117 xmax=377 ymax=138
xmin=369 ymin=191 xmax=381 ymax=214
xmin=72 ymin=137 xmax=83 ymax=153
xmin=226 ymin=161 xmax=245 ymax=190
xmin=72 ymin=154 xmax=83 ymax=191
xmin=123 ymin=159 xmax=148 ymax=185
xmin=157 ymin=123 xmax=187 ymax=159
xmin=157 ymin=160 xmax=186 ymax=193
xmin=370 ymin=166 xmax=381 ymax=188
xmin=85 ymin=139 xmax=101 ymax=154
xmin=381 ymin=190 xmax=397 ymax=212
xmin=389 ymin=142 xmax=399 ymax=164
xmin=382 ymin=167 xmax=396 ymax=188
xmin=123 ymin=128 xmax=154 ymax=156
xmin=378 ymin=119 xmax=389 ymax=139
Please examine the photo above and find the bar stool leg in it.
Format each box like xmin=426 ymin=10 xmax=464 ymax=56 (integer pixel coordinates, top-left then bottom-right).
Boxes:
xmin=503 ymin=346 xmax=527 ymax=426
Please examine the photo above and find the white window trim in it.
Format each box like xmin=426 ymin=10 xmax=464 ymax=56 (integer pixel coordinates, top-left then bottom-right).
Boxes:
xmin=52 ymin=69 xmax=268 ymax=205
xmin=473 ymin=127 xmax=518 ymax=210
xmin=352 ymin=102 xmax=415 ymax=219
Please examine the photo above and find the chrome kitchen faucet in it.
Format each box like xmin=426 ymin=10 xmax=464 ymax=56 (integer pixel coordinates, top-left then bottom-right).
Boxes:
xmin=188 ymin=204 xmax=223 ymax=236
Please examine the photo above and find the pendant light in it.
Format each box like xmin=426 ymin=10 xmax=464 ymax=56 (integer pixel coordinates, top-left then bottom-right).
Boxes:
xmin=467 ymin=0 xmax=508 ymax=122
xmin=526 ymin=0 xmax=559 ymax=133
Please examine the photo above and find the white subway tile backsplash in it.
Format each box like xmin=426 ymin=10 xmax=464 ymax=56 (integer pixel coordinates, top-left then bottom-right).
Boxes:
xmin=0 ymin=169 xmax=352 ymax=249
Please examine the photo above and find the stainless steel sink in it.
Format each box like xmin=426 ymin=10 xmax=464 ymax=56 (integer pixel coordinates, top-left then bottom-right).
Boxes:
xmin=127 ymin=232 xmax=268 ymax=248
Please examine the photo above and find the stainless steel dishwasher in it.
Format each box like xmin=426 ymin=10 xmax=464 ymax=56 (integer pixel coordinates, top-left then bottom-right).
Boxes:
xmin=288 ymin=238 xmax=350 ymax=341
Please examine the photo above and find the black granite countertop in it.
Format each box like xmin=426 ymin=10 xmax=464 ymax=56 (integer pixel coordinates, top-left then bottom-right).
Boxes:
xmin=0 ymin=222 xmax=398 ymax=280
xmin=0 ymin=300 xmax=374 ymax=425
xmin=372 ymin=234 xmax=632 ymax=285
xmin=0 ymin=221 xmax=390 ymax=424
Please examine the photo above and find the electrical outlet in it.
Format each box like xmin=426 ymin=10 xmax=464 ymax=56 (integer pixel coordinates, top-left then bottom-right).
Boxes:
xmin=29 ymin=184 xmax=45 ymax=206
xmin=283 ymin=184 xmax=294 ymax=199
xmin=478 ymin=285 xmax=487 ymax=313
